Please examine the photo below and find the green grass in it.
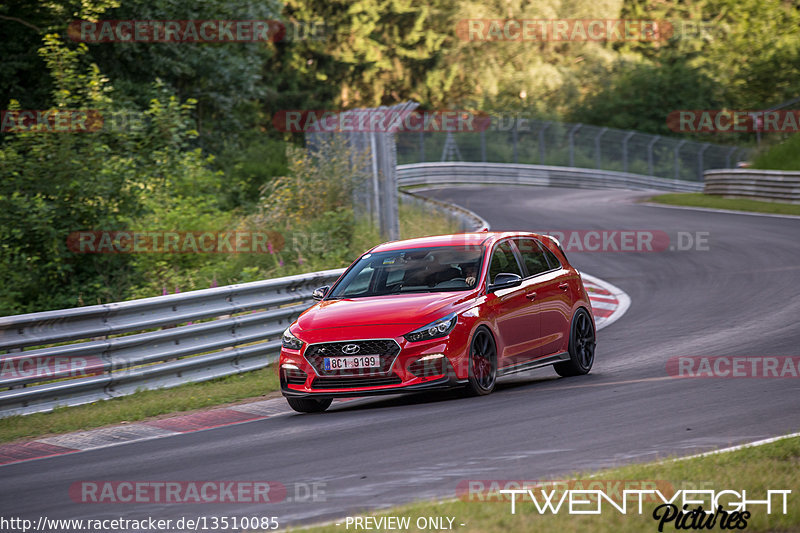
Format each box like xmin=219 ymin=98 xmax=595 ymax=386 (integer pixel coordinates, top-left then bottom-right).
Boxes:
xmin=293 ymin=436 xmax=800 ymax=533
xmin=649 ymin=193 xmax=800 ymax=216
xmin=0 ymin=204 xmax=460 ymax=443
xmin=0 ymin=367 xmax=280 ymax=444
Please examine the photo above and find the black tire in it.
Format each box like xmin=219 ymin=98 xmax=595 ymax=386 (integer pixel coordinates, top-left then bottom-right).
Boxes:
xmin=464 ymin=327 xmax=497 ymax=396
xmin=286 ymin=397 xmax=332 ymax=413
xmin=554 ymin=308 xmax=596 ymax=377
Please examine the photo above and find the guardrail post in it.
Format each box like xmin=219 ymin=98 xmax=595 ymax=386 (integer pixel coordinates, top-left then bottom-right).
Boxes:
xmin=568 ymin=124 xmax=582 ymax=167
xmin=674 ymin=140 xmax=687 ymax=180
xmin=512 ymin=119 xmax=519 ymax=164
xmin=538 ymin=121 xmax=550 ymax=164
xmin=622 ymin=131 xmax=635 ymax=173
xmin=480 ymin=129 xmax=487 ymax=162
xmin=370 ymin=131 xmax=381 ymax=226
xmin=647 ymin=135 xmax=660 ymax=177
xmin=595 ymin=127 xmax=608 ymax=169
xmin=725 ymin=146 xmax=738 ymax=168
xmin=697 ymin=143 xmax=711 ymax=181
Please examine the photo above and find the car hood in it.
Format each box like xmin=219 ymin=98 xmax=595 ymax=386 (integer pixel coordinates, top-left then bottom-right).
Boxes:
xmin=296 ymin=291 xmax=475 ymax=332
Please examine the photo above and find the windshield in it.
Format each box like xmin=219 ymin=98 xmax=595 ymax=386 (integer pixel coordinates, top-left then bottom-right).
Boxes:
xmin=328 ymin=246 xmax=485 ymax=299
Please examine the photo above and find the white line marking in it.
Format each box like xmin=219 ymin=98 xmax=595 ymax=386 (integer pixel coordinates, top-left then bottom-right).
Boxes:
xmin=587 ymin=294 xmax=619 ymax=302
xmin=642 ymin=202 xmax=800 ymax=220
xmin=589 ymin=300 xmax=618 ymax=311
xmin=580 ymin=272 xmax=631 ymax=330
xmin=37 ymin=424 xmax=179 ymax=451
xmin=663 ymin=431 xmax=800 ymax=463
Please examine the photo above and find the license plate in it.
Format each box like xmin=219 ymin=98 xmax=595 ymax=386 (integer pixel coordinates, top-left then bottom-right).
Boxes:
xmin=324 ymin=355 xmax=381 ymax=371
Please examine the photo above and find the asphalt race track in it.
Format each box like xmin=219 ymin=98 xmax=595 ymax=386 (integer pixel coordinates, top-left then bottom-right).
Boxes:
xmin=2 ymin=186 xmax=800 ymax=530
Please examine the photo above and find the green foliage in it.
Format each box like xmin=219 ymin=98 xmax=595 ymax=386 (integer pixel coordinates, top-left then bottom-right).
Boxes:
xmin=212 ymin=133 xmax=290 ymax=211
xmin=616 ymin=0 xmax=800 ymax=110
xmin=258 ymin=138 xmax=367 ymax=227
xmin=0 ymin=36 xmax=225 ymax=313
xmin=0 ymin=36 xmax=134 ymax=313
xmin=0 ymin=0 xmax=122 ymax=109
xmin=568 ymin=59 xmax=722 ymax=136
xmin=3 ymin=0 xmax=800 ymax=316
xmin=280 ymin=0 xmax=461 ymax=108
xmin=752 ymin=134 xmax=800 ymax=171
xmin=87 ymin=0 xmax=282 ymax=146
xmin=572 ymin=0 xmax=800 ymax=138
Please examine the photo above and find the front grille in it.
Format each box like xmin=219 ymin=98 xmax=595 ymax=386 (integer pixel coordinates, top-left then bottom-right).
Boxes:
xmin=311 ymin=376 xmax=403 ymax=389
xmin=304 ymin=339 xmax=401 ymax=376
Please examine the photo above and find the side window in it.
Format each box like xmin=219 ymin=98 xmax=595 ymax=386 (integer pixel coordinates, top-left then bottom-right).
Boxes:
xmin=514 ymin=238 xmax=550 ymax=277
xmin=541 ymin=243 xmax=562 ymax=269
xmin=488 ymin=241 xmax=523 ymax=283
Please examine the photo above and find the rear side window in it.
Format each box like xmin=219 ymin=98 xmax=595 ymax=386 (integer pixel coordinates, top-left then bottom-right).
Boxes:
xmin=488 ymin=241 xmax=523 ymax=283
xmin=542 ymin=244 xmax=561 ymax=269
xmin=513 ymin=238 xmax=551 ymax=276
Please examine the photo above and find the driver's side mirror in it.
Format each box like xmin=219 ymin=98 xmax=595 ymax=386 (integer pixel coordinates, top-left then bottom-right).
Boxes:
xmin=312 ymin=285 xmax=330 ymax=301
xmin=488 ymin=273 xmax=522 ymax=292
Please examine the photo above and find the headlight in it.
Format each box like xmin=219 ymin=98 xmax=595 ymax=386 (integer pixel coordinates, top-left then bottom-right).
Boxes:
xmin=282 ymin=327 xmax=304 ymax=350
xmin=404 ymin=313 xmax=457 ymax=343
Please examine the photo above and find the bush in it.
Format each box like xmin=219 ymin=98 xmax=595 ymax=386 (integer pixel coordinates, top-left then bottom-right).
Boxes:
xmin=751 ymin=134 xmax=800 ymax=170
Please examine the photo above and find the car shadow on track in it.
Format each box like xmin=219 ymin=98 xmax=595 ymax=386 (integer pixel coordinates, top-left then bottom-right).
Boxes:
xmin=325 ymin=373 xmax=563 ymax=414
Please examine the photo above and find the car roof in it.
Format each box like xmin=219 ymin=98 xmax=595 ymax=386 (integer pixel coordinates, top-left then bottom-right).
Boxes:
xmin=369 ymin=232 xmax=542 ymax=252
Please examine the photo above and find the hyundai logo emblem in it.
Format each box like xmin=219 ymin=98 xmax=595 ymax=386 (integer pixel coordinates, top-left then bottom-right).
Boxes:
xmin=341 ymin=343 xmax=360 ymax=355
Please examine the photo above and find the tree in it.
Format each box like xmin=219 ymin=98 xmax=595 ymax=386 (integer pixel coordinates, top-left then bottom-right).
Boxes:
xmin=0 ymin=35 xmax=225 ymax=313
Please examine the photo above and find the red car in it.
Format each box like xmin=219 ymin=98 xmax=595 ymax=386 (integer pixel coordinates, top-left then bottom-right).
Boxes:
xmin=279 ymin=231 xmax=596 ymax=413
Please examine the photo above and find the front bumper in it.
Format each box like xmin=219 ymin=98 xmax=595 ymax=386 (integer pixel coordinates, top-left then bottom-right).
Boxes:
xmin=279 ymin=332 xmax=471 ymax=399
xmin=280 ymin=370 xmax=467 ymax=399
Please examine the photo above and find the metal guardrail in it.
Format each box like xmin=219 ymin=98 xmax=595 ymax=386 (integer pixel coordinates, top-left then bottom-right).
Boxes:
xmin=397 ymin=162 xmax=705 ymax=192
xmin=396 ymin=120 xmax=751 ymax=181
xmin=400 ymin=190 xmax=489 ymax=231
xmin=0 ymin=269 xmax=345 ymax=417
xmin=0 ymin=193 xmax=490 ymax=418
xmin=704 ymin=169 xmax=800 ymax=203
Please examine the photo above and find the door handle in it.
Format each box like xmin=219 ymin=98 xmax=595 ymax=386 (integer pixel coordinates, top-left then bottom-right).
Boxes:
xmin=558 ymin=283 xmax=569 ymax=291
xmin=525 ymin=292 xmax=537 ymax=300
